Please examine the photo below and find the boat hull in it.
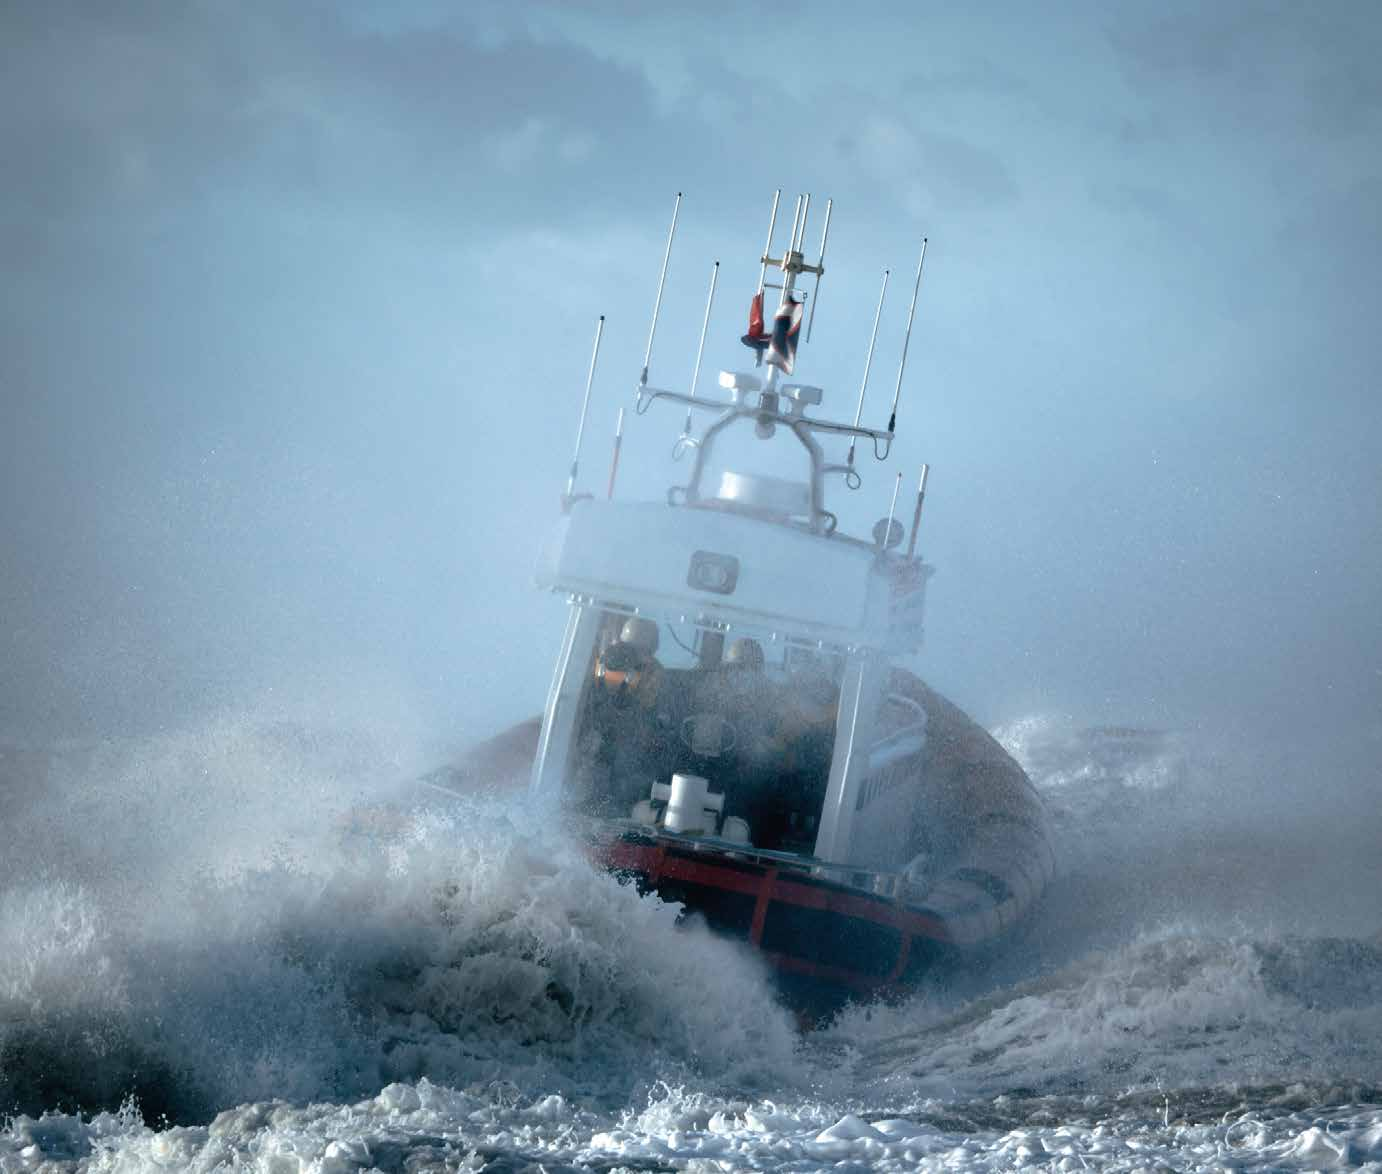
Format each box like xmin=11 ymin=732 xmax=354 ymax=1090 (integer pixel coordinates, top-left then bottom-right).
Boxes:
xmin=442 ymin=674 xmax=1053 ymax=1006
xmin=593 ymin=826 xmax=955 ymax=1000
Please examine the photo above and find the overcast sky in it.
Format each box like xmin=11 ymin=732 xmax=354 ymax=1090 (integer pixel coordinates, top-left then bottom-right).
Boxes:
xmin=3 ymin=1 xmax=1379 ymax=751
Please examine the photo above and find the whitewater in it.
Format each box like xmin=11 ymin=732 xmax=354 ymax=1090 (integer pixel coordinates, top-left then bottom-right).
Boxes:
xmin=2 ymin=706 xmax=1380 ymax=1172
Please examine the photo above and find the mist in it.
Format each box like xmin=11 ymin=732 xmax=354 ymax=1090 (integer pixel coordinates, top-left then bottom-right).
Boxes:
xmin=4 ymin=1 xmax=1380 ymax=761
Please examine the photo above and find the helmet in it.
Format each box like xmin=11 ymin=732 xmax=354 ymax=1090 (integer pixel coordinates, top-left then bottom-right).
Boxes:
xmin=597 ymin=640 xmax=648 ymax=698
xmin=724 ymin=637 xmax=764 ymax=671
xmin=619 ymin=617 xmax=659 ymax=655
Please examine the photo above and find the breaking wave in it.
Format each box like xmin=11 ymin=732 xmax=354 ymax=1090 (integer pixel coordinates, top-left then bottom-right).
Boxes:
xmin=0 ymin=714 xmax=797 ymax=1123
xmin=2 ymin=707 xmax=1379 ymax=1171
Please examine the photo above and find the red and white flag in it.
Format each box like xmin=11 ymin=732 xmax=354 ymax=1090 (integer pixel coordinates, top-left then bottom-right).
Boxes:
xmin=767 ymin=297 xmax=804 ymax=374
xmin=741 ymin=291 xmax=769 ymax=354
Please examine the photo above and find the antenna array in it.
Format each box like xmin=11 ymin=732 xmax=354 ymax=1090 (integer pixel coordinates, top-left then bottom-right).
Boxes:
xmin=561 ymin=190 xmax=935 ymax=552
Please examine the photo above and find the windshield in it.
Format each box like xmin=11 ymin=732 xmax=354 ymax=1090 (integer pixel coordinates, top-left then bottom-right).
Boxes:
xmin=565 ymin=606 xmax=844 ymax=854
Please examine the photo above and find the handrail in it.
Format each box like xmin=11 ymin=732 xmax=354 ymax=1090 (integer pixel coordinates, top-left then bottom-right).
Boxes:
xmin=636 ymin=384 xmax=894 ymax=444
xmin=882 ymin=691 xmax=927 ymax=726
xmin=866 ymin=726 xmax=926 ymax=774
xmin=636 ymin=385 xmax=895 ymax=536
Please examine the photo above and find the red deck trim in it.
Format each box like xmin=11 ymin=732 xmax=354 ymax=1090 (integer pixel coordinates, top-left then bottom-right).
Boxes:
xmin=596 ymin=837 xmax=954 ymax=951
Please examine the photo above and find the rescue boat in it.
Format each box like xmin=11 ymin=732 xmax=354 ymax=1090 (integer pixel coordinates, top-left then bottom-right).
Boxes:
xmin=472 ymin=192 xmax=1054 ymax=1006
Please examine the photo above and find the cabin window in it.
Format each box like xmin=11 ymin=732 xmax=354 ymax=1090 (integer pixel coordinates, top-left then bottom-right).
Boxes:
xmin=566 ymin=606 xmax=845 ymax=854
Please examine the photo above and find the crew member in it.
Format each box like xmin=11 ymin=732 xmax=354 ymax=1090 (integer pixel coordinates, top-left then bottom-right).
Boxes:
xmin=584 ymin=616 xmax=672 ymax=813
xmin=595 ymin=617 xmax=663 ymax=709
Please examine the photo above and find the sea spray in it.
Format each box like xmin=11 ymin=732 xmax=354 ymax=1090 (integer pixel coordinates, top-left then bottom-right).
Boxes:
xmin=0 ymin=711 xmax=797 ymax=1122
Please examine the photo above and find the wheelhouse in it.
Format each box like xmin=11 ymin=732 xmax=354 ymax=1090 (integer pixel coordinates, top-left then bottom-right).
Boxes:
xmin=532 ymin=497 xmax=934 ymax=875
xmin=531 ymin=190 xmax=936 ymax=878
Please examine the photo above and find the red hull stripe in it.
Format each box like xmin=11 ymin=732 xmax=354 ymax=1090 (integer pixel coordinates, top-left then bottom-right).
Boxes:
xmin=597 ymin=838 xmax=955 ymax=989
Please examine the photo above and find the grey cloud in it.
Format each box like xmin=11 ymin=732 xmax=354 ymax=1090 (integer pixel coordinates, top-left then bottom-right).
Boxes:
xmin=902 ymin=61 xmax=1032 ymax=102
xmin=0 ymin=2 xmax=715 ymax=242
xmin=1086 ymin=181 xmax=1191 ymax=233
xmin=826 ymin=108 xmax=1020 ymax=215
xmin=1105 ymin=7 xmax=1262 ymax=80
xmin=3 ymin=0 xmax=1380 ymax=746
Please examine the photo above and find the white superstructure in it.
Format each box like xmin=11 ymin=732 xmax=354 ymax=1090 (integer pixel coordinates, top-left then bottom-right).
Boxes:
xmin=531 ymin=191 xmax=937 ymax=872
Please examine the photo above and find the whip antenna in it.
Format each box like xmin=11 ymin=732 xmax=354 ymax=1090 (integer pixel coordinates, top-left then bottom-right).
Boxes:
xmin=781 ymin=194 xmax=804 ymax=289
xmin=756 ymin=189 xmax=782 ymax=295
xmin=640 ymin=192 xmax=682 ymax=387
xmin=565 ymin=315 xmax=605 ymax=504
xmin=804 ymin=197 xmax=832 ymax=343
xmin=605 ymin=407 xmax=625 ymax=500
xmin=873 ymin=471 xmax=904 ymax=550
xmin=887 ymin=237 xmax=928 ymax=436
xmin=905 ymin=463 xmax=930 ymax=559
xmin=847 ymin=268 xmax=890 ymax=469
xmin=683 ymin=260 xmax=720 ymax=438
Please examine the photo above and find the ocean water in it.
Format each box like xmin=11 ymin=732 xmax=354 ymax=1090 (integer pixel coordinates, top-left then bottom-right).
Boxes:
xmin=2 ymin=709 xmax=1380 ymax=1171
